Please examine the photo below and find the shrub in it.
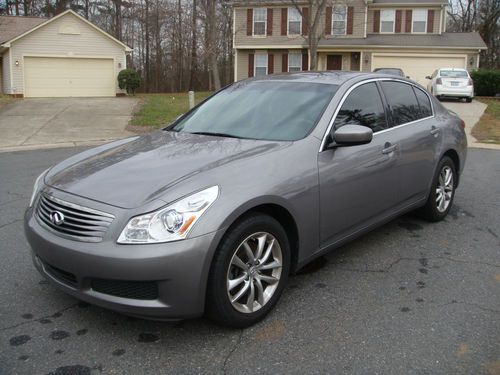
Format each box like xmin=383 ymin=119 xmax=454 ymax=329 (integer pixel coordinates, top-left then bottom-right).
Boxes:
xmin=118 ymin=69 xmax=141 ymax=95
xmin=470 ymin=70 xmax=500 ymax=97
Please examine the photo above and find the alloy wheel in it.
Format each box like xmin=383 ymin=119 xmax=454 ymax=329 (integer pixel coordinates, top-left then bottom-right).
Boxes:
xmin=226 ymin=232 xmax=283 ymax=314
xmin=436 ymin=166 xmax=454 ymax=213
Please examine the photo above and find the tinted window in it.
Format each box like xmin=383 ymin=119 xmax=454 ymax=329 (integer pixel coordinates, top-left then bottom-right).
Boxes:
xmin=334 ymin=82 xmax=387 ymax=133
xmin=380 ymin=81 xmax=420 ymax=126
xmin=413 ymin=87 xmax=432 ymax=118
xmin=169 ymin=81 xmax=337 ymax=141
xmin=440 ymin=70 xmax=468 ymax=78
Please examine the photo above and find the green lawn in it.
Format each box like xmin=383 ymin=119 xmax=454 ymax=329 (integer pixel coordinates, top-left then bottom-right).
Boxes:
xmin=473 ymin=98 xmax=500 ymax=144
xmin=130 ymin=92 xmax=213 ymax=128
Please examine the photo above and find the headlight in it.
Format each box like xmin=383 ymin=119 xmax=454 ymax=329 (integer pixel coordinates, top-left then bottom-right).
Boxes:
xmin=29 ymin=168 xmax=50 ymax=207
xmin=117 ymin=186 xmax=219 ymax=244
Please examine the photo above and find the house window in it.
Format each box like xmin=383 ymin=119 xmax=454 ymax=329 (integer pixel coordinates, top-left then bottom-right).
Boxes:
xmin=288 ymin=7 xmax=301 ymax=35
xmin=288 ymin=53 xmax=302 ymax=72
xmin=255 ymin=54 xmax=268 ymax=76
xmin=412 ymin=9 xmax=428 ymax=33
xmin=253 ymin=8 xmax=267 ymax=36
xmin=332 ymin=5 xmax=347 ymax=35
xmin=380 ymin=9 xmax=395 ymax=33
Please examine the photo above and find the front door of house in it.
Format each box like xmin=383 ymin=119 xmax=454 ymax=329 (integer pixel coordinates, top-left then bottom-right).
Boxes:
xmin=327 ymin=55 xmax=342 ymax=70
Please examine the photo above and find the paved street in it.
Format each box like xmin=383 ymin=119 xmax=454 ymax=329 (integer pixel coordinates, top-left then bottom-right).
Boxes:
xmin=0 ymin=147 xmax=499 ymax=375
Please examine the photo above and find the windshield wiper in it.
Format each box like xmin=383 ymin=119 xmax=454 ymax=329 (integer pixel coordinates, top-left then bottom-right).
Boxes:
xmin=189 ymin=131 xmax=244 ymax=139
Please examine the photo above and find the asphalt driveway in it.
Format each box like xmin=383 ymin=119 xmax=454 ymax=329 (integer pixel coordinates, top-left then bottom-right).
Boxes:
xmin=0 ymin=98 xmax=138 ymax=152
xmin=0 ymin=147 xmax=498 ymax=375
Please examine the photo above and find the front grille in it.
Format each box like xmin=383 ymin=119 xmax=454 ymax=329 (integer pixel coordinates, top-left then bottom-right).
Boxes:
xmin=36 ymin=194 xmax=114 ymax=243
xmin=91 ymin=279 xmax=159 ymax=300
xmin=41 ymin=259 xmax=78 ymax=287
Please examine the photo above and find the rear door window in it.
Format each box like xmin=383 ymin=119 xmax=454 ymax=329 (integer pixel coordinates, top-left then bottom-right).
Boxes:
xmin=334 ymin=82 xmax=388 ymax=133
xmin=413 ymin=87 xmax=433 ymax=118
xmin=380 ymin=81 xmax=421 ymax=126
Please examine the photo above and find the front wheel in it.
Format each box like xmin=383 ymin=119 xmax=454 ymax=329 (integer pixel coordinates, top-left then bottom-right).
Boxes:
xmin=419 ymin=156 xmax=456 ymax=222
xmin=206 ymin=214 xmax=291 ymax=328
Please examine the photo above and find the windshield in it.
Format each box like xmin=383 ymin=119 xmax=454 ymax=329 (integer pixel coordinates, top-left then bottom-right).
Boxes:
xmin=440 ymin=70 xmax=468 ymax=78
xmin=168 ymin=81 xmax=338 ymax=141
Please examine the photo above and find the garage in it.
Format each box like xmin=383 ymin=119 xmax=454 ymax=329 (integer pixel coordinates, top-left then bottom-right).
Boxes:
xmin=371 ymin=54 xmax=466 ymax=85
xmin=24 ymin=57 xmax=115 ymax=98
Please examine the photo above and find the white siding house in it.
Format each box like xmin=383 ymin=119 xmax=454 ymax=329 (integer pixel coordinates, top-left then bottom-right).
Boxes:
xmin=0 ymin=10 xmax=132 ymax=97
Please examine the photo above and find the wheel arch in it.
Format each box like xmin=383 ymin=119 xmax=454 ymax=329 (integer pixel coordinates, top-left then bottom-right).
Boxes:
xmin=217 ymin=198 xmax=301 ymax=274
xmin=442 ymin=149 xmax=460 ymax=187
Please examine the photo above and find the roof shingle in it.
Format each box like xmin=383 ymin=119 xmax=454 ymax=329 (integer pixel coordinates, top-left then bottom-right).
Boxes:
xmin=0 ymin=15 xmax=47 ymax=44
xmin=318 ymin=32 xmax=487 ymax=49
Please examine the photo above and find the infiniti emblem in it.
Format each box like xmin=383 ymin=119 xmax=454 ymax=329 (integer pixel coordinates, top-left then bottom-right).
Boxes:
xmin=50 ymin=211 xmax=65 ymax=226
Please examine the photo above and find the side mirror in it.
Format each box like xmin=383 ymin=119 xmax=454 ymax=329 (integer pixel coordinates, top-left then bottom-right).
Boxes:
xmin=425 ymin=76 xmax=432 ymax=80
xmin=332 ymin=124 xmax=373 ymax=146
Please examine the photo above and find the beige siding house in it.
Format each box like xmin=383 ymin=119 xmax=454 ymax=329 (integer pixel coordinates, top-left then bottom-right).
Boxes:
xmin=0 ymin=10 xmax=132 ymax=97
xmin=233 ymin=0 xmax=487 ymax=86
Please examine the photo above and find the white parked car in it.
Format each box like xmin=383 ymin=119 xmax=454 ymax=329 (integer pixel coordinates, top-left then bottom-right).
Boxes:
xmin=426 ymin=68 xmax=474 ymax=102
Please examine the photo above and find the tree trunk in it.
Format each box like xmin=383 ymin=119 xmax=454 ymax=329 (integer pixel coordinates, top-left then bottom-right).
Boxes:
xmin=207 ymin=0 xmax=221 ymax=90
xmin=144 ymin=0 xmax=150 ymax=93
xmin=188 ymin=0 xmax=198 ymax=90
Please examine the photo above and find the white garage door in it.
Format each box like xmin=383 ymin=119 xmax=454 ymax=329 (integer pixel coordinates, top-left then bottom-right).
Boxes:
xmin=372 ymin=55 xmax=466 ymax=85
xmin=24 ymin=57 xmax=115 ymax=98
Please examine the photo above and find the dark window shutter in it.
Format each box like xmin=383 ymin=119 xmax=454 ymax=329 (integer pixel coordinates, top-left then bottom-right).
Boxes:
xmin=248 ymin=53 xmax=254 ymax=77
xmin=347 ymin=6 xmax=354 ymax=34
xmin=282 ymin=53 xmax=288 ymax=72
xmin=395 ymin=10 xmax=402 ymax=33
xmin=373 ymin=10 xmax=380 ymax=32
xmin=281 ymin=8 xmax=287 ymax=35
xmin=247 ymin=9 xmax=253 ymax=36
xmin=267 ymin=8 xmax=273 ymax=36
xmin=325 ymin=6 xmax=332 ymax=35
xmin=405 ymin=10 xmax=412 ymax=32
xmin=268 ymin=54 xmax=274 ymax=74
xmin=427 ymin=10 xmax=434 ymax=33
xmin=302 ymin=7 xmax=309 ymax=36
xmin=302 ymin=53 xmax=308 ymax=71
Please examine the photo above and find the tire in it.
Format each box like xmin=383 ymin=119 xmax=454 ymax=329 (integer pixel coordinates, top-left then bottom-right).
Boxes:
xmin=419 ymin=156 xmax=457 ymax=222
xmin=466 ymin=97 xmax=472 ymax=103
xmin=206 ymin=214 xmax=291 ymax=328
xmin=436 ymin=95 xmax=442 ymax=101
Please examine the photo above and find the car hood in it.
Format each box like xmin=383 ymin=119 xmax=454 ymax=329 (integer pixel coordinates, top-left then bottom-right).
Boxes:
xmin=45 ymin=131 xmax=285 ymax=208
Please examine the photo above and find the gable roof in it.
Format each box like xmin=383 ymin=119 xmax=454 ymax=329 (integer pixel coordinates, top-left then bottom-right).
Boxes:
xmin=0 ymin=15 xmax=47 ymax=44
xmin=0 ymin=10 xmax=131 ymax=51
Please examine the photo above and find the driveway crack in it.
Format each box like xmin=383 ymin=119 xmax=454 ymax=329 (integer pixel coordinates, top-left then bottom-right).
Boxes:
xmin=222 ymin=329 xmax=244 ymax=375
xmin=21 ymin=104 xmax=72 ymax=145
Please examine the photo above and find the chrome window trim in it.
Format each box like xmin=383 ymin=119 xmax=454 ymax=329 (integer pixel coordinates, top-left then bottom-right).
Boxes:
xmin=319 ymin=77 xmax=435 ymax=152
xmin=43 ymin=194 xmax=115 ymax=219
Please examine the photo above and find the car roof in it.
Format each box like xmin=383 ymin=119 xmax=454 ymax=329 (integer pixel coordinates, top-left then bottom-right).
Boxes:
xmin=439 ymin=68 xmax=467 ymax=71
xmin=374 ymin=68 xmax=403 ymax=71
xmin=247 ymin=71 xmax=396 ymax=85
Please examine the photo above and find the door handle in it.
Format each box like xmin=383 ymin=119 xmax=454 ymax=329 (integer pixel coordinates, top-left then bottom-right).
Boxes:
xmin=430 ymin=126 xmax=440 ymax=136
xmin=382 ymin=143 xmax=397 ymax=155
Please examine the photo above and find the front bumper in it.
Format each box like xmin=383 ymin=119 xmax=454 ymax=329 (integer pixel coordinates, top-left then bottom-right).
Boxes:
xmin=24 ymin=207 xmax=225 ymax=320
xmin=435 ymin=85 xmax=473 ymax=98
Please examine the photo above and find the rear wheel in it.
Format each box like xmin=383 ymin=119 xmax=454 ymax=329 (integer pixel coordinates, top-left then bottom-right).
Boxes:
xmin=466 ymin=97 xmax=473 ymax=103
xmin=420 ymin=156 xmax=456 ymax=222
xmin=206 ymin=214 xmax=290 ymax=328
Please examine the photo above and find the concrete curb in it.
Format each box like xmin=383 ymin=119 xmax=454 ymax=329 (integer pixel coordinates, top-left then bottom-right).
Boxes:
xmin=0 ymin=140 xmax=113 ymax=153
